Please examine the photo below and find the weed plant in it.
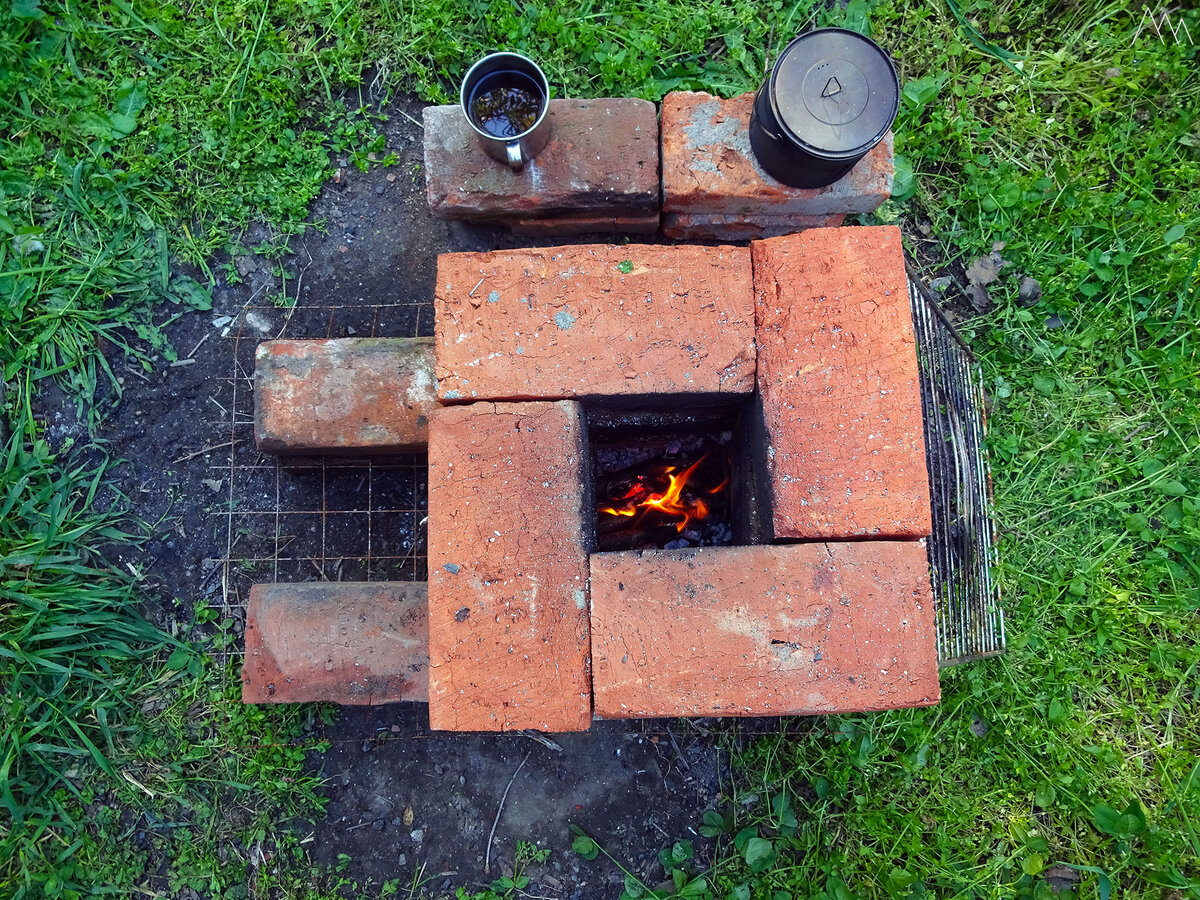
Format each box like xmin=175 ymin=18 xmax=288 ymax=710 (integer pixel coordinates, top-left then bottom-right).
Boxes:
xmin=1 ymin=0 xmax=1197 ymax=896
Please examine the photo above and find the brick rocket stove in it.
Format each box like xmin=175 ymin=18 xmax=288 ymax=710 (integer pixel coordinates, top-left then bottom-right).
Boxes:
xmin=422 ymin=228 xmax=938 ymax=732
xmin=241 ymin=89 xmax=1003 ymax=731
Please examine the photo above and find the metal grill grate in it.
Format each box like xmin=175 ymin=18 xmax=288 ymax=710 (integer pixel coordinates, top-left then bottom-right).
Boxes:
xmin=908 ymin=272 xmax=1005 ymax=666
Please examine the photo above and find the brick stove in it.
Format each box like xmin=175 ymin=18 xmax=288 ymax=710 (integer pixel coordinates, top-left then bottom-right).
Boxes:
xmin=244 ymin=229 xmax=946 ymax=730
xmin=423 ymin=225 xmax=937 ymax=731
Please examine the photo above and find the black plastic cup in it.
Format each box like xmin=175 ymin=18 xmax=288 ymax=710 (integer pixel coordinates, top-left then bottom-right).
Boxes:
xmin=749 ymin=28 xmax=899 ymax=189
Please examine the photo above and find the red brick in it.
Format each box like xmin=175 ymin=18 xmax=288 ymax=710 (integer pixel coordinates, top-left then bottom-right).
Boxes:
xmin=242 ymin=582 xmax=428 ymax=705
xmin=427 ymin=401 xmax=591 ymax=732
xmin=663 ymin=212 xmax=843 ymax=241
xmin=590 ymin=542 xmax=939 ymax=717
xmin=255 ymin=338 xmax=435 ymax=454
xmin=752 ymin=226 xmax=932 ymax=539
xmin=661 ymin=91 xmax=892 ymax=219
xmin=509 ymin=213 xmax=660 ymax=237
xmin=424 ymin=98 xmax=659 ymax=222
xmin=435 ymin=243 xmax=755 ymax=402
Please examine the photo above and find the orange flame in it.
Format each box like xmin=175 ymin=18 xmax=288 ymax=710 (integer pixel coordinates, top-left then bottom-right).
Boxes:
xmin=599 ymin=457 xmax=712 ymax=532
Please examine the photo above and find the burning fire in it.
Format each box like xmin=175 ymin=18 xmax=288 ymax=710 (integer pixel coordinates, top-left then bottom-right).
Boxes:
xmin=599 ymin=457 xmax=712 ymax=533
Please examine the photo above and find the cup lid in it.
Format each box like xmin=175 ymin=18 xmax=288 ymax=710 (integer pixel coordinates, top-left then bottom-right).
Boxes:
xmin=768 ymin=28 xmax=899 ymax=161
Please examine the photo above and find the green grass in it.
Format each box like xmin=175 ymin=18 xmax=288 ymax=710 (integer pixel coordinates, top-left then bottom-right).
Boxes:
xmin=2 ymin=0 xmax=1199 ymax=896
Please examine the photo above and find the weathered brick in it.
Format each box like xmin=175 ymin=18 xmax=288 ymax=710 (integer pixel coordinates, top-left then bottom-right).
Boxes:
xmin=435 ymin=243 xmax=755 ymax=402
xmin=752 ymin=226 xmax=932 ymax=539
xmin=509 ymin=213 xmax=660 ymax=237
xmin=590 ymin=542 xmax=939 ymax=718
xmin=424 ymin=98 xmax=659 ymax=222
xmin=255 ymin=338 xmax=435 ymax=454
xmin=661 ymin=91 xmax=892 ymax=223
xmin=427 ymin=401 xmax=591 ymax=732
xmin=242 ymin=582 xmax=428 ymax=705
xmin=663 ymin=212 xmax=843 ymax=241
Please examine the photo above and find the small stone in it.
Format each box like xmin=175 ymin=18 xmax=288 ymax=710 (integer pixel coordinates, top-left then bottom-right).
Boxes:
xmin=410 ymin=829 xmax=424 ymax=843
xmin=1045 ymin=313 xmax=1063 ymax=329
xmin=212 ymin=315 xmax=233 ymax=329
xmin=390 ymin=723 xmax=401 ymax=733
xmin=965 ymin=253 xmax=1004 ymax=287
xmin=392 ymin=817 xmax=402 ymax=826
xmin=929 ymin=275 xmax=953 ymax=292
xmin=1018 ymin=276 xmax=1042 ymax=305
xmin=375 ymin=185 xmax=385 ymax=195
xmin=372 ymin=818 xmax=384 ymax=831
xmin=202 ymin=479 xmax=223 ymax=493
xmin=387 ymin=173 xmax=397 ymax=182
xmin=398 ymin=853 xmax=407 ymax=866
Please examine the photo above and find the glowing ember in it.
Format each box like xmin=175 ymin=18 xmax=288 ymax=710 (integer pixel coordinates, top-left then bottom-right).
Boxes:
xmin=599 ymin=457 xmax=711 ymax=533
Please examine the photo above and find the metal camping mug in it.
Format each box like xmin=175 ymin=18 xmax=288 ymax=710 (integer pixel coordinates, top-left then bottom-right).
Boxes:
xmin=460 ymin=52 xmax=551 ymax=171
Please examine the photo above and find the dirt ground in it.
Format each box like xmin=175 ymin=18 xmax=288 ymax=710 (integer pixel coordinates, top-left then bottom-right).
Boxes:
xmin=39 ymin=95 xmax=756 ymax=895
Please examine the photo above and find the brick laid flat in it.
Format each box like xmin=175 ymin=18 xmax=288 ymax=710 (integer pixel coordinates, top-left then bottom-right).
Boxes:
xmin=427 ymin=401 xmax=591 ymax=732
xmin=435 ymin=243 xmax=755 ymax=402
xmin=752 ymin=226 xmax=932 ymax=539
xmin=661 ymin=91 xmax=892 ymax=234
xmin=255 ymin=338 xmax=436 ymax=454
xmin=242 ymin=582 xmax=428 ymax=705
xmin=424 ymin=98 xmax=659 ymax=223
xmin=590 ymin=542 xmax=939 ymax=718
xmin=663 ymin=212 xmax=843 ymax=241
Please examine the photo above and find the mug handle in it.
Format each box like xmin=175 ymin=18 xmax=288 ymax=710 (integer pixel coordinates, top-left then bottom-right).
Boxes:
xmin=505 ymin=142 xmax=524 ymax=171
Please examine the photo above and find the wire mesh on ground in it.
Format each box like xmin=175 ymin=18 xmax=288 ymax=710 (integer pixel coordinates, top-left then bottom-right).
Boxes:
xmin=213 ymin=301 xmax=431 ymax=653
xmin=211 ymin=281 xmax=1002 ymax=674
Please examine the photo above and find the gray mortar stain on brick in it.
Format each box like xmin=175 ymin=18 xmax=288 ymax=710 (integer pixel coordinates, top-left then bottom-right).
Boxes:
xmin=553 ymin=309 xmax=577 ymax=330
xmin=681 ymin=97 xmax=775 ymax=183
xmin=488 ymin=290 xmax=500 ymax=303
xmin=444 ymin=389 xmax=462 ymax=399
xmin=271 ymin=354 xmax=315 ymax=378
